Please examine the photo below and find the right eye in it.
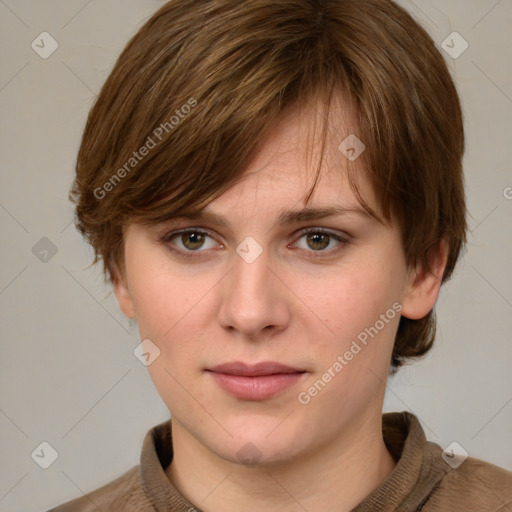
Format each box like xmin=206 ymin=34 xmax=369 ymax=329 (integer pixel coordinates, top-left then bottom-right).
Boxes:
xmin=161 ymin=228 xmax=222 ymax=257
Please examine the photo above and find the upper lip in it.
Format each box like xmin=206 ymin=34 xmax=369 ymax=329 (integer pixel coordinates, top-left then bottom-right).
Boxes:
xmin=207 ymin=361 xmax=305 ymax=377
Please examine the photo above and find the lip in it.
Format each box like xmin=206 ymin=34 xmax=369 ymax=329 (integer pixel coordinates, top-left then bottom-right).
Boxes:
xmin=209 ymin=361 xmax=304 ymax=376
xmin=206 ymin=361 xmax=306 ymax=400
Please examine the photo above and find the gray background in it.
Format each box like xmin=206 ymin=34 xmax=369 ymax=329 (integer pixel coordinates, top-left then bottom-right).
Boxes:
xmin=0 ymin=1 xmax=511 ymax=511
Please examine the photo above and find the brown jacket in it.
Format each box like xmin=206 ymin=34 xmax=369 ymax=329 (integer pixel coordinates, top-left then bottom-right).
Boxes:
xmin=48 ymin=411 xmax=512 ymax=511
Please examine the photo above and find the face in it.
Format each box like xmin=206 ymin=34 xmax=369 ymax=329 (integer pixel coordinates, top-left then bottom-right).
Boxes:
xmin=115 ymin=103 xmax=443 ymax=467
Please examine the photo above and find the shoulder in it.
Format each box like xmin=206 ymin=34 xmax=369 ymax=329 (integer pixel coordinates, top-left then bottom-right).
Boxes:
xmin=425 ymin=448 xmax=512 ymax=511
xmin=47 ymin=420 xmax=176 ymax=512
xmin=47 ymin=466 xmax=151 ymax=512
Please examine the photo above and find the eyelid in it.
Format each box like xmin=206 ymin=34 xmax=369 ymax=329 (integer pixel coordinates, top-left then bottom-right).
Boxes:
xmin=160 ymin=226 xmax=218 ymax=242
xmin=160 ymin=227 xmax=223 ymax=257
xmin=162 ymin=226 xmax=215 ymax=240
xmin=294 ymin=226 xmax=350 ymax=238
xmin=290 ymin=227 xmax=350 ymax=252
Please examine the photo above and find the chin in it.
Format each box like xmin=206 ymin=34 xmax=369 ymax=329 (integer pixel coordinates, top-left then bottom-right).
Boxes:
xmin=220 ymin=441 xmax=299 ymax=469
xmin=212 ymin=417 xmax=306 ymax=468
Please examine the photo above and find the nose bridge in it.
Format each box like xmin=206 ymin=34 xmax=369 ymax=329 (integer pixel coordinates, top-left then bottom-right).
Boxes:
xmin=231 ymin=235 xmax=270 ymax=294
xmin=218 ymin=241 xmax=289 ymax=336
xmin=230 ymin=246 xmax=272 ymax=308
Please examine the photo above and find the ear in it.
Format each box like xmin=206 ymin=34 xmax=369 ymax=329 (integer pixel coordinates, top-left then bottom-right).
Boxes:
xmin=401 ymin=239 xmax=449 ymax=320
xmin=113 ymin=269 xmax=136 ymax=319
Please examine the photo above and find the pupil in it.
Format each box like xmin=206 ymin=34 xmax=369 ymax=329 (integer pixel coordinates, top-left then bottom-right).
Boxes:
xmin=308 ymin=233 xmax=329 ymax=250
xmin=184 ymin=232 xmax=204 ymax=249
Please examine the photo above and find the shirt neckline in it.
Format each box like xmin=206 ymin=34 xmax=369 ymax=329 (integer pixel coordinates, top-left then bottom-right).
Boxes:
xmin=139 ymin=411 xmax=448 ymax=512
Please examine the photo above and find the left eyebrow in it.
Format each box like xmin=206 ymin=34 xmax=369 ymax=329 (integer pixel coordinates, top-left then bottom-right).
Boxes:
xmin=274 ymin=206 xmax=373 ymax=226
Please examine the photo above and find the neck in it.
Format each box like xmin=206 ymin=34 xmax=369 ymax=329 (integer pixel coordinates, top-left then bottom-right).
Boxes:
xmin=166 ymin=410 xmax=396 ymax=512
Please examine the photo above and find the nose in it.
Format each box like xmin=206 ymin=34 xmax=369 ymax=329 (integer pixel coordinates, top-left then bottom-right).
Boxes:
xmin=217 ymin=245 xmax=291 ymax=339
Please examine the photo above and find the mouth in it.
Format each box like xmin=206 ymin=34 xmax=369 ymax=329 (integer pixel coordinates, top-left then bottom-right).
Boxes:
xmin=205 ymin=361 xmax=307 ymax=400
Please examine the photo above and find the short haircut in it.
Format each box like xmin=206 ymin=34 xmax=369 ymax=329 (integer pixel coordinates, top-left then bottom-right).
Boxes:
xmin=70 ymin=0 xmax=467 ymax=373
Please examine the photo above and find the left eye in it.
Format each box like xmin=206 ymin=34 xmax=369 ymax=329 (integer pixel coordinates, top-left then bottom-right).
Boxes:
xmin=293 ymin=230 xmax=347 ymax=252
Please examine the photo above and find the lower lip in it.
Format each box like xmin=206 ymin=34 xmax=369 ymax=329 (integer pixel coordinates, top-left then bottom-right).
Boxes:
xmin=208 ymin=372 xmax=305 ymax=400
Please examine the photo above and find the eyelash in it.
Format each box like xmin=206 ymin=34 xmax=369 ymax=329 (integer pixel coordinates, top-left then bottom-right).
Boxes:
xmin=160 ymin=227 xmax=350 ymax=259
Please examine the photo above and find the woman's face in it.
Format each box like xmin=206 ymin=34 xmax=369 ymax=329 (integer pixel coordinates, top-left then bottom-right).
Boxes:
xmin=114 ymin=104 xmax=439 ymax=466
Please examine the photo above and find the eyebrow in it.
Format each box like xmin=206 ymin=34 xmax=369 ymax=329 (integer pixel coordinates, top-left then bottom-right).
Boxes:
xmin=274 ymin=206 xmax=372 ymax=226
xmin=172 ymin=205 xmax=372 ymax=230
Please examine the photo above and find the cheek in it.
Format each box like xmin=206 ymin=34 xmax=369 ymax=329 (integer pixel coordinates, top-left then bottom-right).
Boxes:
xmin=127 ymin=260 xmax=219 ymax=385
xmin=292 ymin=259 xmax=402 ymax=406
xmin=130 ymin=266 xmax=210 ymax=410
xmin=128 ymin=260 xmax=209 ymax=338
xmin=299 ymin=265 xmax=398 ymax=342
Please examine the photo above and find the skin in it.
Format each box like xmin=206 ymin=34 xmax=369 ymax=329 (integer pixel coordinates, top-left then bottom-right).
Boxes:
xmin=114 ymin=102 xmax=447 ymax=512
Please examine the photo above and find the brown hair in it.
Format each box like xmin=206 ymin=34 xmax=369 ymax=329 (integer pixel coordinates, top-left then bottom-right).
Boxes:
xmin=70 ymin=0 xmax=466 ymax=372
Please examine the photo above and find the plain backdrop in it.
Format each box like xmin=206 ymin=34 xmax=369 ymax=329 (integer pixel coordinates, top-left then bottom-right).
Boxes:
xmin=0 ymin=1 xmax=511 ymax=511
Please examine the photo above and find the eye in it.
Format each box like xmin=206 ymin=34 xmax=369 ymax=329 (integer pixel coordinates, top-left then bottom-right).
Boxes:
xmin=292 ymin=228 xmax=349 ymax=253
xmin=160 ymin=226 xmax=348 ymax=258
xmin=162 ymin=228 xmax=220 ymax=253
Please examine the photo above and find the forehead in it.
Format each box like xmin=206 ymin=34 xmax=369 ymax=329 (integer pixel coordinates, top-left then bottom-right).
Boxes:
xmin=205 ymin=100 xmax=379 ymax=217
